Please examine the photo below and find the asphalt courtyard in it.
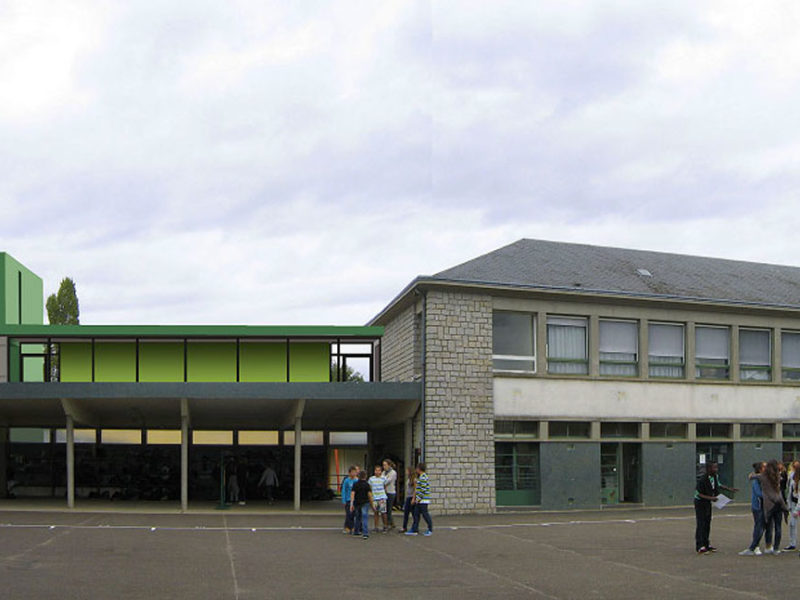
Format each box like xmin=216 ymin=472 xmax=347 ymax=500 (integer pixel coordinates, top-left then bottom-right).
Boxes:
xmin=0 ymin=504 xmax=793 ymax=599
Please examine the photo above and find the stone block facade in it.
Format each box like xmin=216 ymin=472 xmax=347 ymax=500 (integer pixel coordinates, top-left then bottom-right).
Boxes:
xmin=380 ymin=304 xmax=418 ymax=382
xmin=423 ymin=290 xmax=495 ymax=514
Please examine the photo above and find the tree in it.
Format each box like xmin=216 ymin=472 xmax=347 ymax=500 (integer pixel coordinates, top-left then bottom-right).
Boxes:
xmin=46 ymin=277 xmax=80 ymax=325
xmin=330 ymin=361 xmax=364 ymax=382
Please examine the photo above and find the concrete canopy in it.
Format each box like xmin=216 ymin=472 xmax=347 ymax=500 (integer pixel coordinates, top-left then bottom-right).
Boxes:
xmin=0 ymin=382 xmax=420 ymax=430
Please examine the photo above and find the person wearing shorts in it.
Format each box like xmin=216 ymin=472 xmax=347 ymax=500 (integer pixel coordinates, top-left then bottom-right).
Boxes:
xmin=368 ymin=464 xmax=389 ymax=533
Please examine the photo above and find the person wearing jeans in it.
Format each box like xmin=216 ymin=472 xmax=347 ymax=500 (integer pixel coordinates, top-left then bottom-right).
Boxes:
xmin=406 ymin=463 xmax=433 ymax=537
xmin=400 ymin=467 xmax=416 ymax=533
xmin=740 ymin=462 xmax=766 ymax=556
xmin=349 ymin=470 xmax=373 ymax=539
xmin=759 ymin=459 xmax=789 ymax=555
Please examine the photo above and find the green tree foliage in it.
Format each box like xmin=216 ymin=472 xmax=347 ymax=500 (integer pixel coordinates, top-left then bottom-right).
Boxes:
xmin=46 ymin=277 xmax=80 ymax=325
xmin=330 ymin=361 xmax=364 ymax=382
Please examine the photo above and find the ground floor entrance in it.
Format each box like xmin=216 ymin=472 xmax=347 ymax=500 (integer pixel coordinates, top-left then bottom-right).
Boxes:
xmin=600 ymin=442 xmax=641 ymax=505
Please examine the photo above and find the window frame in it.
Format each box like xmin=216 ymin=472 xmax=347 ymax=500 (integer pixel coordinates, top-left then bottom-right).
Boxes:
xmin=647 ymin=322 xmax=686 ymax=379
xmin=695 ymin=325 xmax=731 ymax=380
xmin=782 ymin=331 xmax=800 ymax=382
xmin=492 ymin=311 xmax=536 ymax=374
xmin=738 ymin=328 xmax=772 ymax=382
xmin=598 ymin=318 xmax=639 ymax=377
xmin=546 ymin=316 xmax=589 ymax=375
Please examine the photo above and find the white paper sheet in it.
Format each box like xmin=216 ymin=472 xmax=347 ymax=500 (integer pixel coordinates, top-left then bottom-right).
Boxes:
xmin=713 ymin=493 xmax=731 ymax=510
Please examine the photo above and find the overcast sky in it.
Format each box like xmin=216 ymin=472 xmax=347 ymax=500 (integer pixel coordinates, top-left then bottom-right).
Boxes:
xmin=2 ymin=1 xmax=800 ymax=325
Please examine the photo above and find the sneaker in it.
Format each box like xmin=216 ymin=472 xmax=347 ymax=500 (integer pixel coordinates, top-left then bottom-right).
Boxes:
xmin=239 ymin=501 xmax=246 ymax=506
xmin=398 ymin=529 xmax=407 ymax=534
xmin=755 ymin=547 xmax=763 ymax=556
xmin=764 ymin=547 xmax=774 ymax=555
xmin=707 ymin=546 xmax=717 ymax=552
xmin=424 ymin=530 xmax=433 ymax=537
xmin=405 ymin=531 xmax=418 ymax=536
xmin=362 ymin=535 xmax=369 ymax=540
xmin=697 ymin=547 xmax=709 ymax=555
xmin=738 ymin=549 xmax=756 ymax=556
xmin=773 ymin=550 xmax=782 ymax=556
xmin=784 ymin=545 xmax=796 ymax=551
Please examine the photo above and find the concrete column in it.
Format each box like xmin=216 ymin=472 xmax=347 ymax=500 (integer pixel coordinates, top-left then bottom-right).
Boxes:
xmin=536 ymin=313 xmax=547 ymax=375
xmin=589 ymin=316 xmax=599 ymax=377
xmin=0 ymin=426 xmax=8 ymax=498
xmin=639 ymin=319 xmax=649 ymax=379
xmin=181 ymin=415 xmax=189 ymax=512
xmin=686 ymin=322 xmax=696 ymax=381
xmin=294 ymin=417 xmax=302 ymax=511
xmin=730 ymin=324 xmax=740 ymax=382
xmin=403 ymin=418 xmax=413 ymax=472
xmin=66 ymin=415 xmax=75 ymax=509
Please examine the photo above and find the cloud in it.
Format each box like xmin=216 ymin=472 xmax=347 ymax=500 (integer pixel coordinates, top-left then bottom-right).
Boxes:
xmin=1 ymin=1 xmax=800 ymax=327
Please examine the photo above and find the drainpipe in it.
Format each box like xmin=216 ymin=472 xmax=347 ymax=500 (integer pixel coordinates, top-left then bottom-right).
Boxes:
xmin=415 ymin=288 xmax=427 ymax=462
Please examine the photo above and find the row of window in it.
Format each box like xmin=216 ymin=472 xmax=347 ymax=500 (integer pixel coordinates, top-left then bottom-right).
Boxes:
xmin=495 ymin=420 xmax=795 ymax=439
xmin=493 ymin=311 xmax=800 ymax=381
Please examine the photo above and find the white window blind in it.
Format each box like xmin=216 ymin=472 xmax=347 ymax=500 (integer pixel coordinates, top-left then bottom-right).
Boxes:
xmin=648 ymin=323 xmax=684 ymax=378
xmin=739 ymin=329 xmax=770 ymax=365
xmin=783 ymin=332 xmax=800 ymax=368
xmin=695 ymin=326 xmax=730 ymax=360
xmin=599 ymin=320 xmax=637 ymax=376
xmin=547 ymin=316 xmax=588 ymax=374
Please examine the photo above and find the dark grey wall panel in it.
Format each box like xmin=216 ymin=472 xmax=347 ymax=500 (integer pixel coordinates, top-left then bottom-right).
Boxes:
xmin=540 ymin=442 xmax=600 ymax=510
xmin=641 ymin=442 xmax=695 ymax=506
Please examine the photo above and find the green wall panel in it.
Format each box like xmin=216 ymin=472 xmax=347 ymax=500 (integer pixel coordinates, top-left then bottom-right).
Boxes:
xmin=139 ymin=343 xmax=184 ymax=382
xmin=289 ymin=342 xmax=330 ymax=382
xmin=187 ymin=342 xmax=236 ymax=382
xmin=540 ymin=443 xmax=601 ymax=509
xmin=60 ymin=342 xmax=92 ymax=382
xmin=8 ymin=338 xmax=20 ymax=382
xmin=0 ymin=254 xmax=43 ymax=325
xmin=239 ymin=342 xmax=287 ymax=382
xmin=94 ymin=342 xmax=136 ymax=382
xmin=21 ymin=270 xmax=43 ymax=324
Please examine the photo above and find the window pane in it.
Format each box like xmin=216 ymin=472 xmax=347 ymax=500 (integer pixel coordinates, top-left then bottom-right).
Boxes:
xmin=193 ymin=431 xmax=233 ymax=445
xmin=328 ymin=432 xmax=367 ymax=445
xmin=783 ymin=332 xmax=800 ymax=368
xmin=493 ymin=358 xmax=535 ymax=371
xmin=740 ymin=329 xmax=770 ymax=366
xmin=783 ymin=423 xmax=800 ymax=438
xmin=741 ymin=423 xmax=773 ymax=438
xmin=649 ymin=323 xmax=684 ymax=358
xmin=147 ymin=430 xmax=181 ymax=445
xmin=547 ymin=317 xmax=587 ymax=374
xmin=696 ymin=423 xmax=731 ymax=438
xmin=55 ymin=429 xmax=96 ymax=443
xmin=493 ymin=312 xmax=534 ymax=357
xmin=238 ymin=430 xmax=280 ymax=445
xmin=22 ymin=356 xmax=45 ymax=382
xmin=599 ymin=321 xmax=637 ymax=354
xmin=101 ymin=429 xmax=142 ymax=444
xmin=600 ymin=422 xmax=639 ymax=438
xmin=696 ymin=327 xmax=730 ymax=360
xmin=548 ymin=421 xmax=590 ymax=438
xmin=649 ymin=422 xmax=687 ymax=438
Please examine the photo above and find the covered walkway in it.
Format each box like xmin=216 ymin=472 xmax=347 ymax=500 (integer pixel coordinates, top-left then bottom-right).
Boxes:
xmin=0 ymin=381 xmax=420 ymax=511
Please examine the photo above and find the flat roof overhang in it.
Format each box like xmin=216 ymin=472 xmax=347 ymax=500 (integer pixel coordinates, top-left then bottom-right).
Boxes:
xmin=0 ymin=382 xmax=420 ymax=431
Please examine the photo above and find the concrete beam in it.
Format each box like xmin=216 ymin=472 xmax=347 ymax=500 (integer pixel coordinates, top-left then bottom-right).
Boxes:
xmin=371 ymin=400 xmax=420 ymax=429
xmin=60 ymin=398 xmax=96 ymax=427
xmin=282 ymin=398 xmax=305 ymax=429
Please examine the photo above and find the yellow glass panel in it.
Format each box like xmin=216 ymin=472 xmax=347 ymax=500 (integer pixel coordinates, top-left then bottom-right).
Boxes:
xmin=101 ymin=429 xmax=142 ymax=444
xmin=284 ymin=431 xmax=324 ymax=446
xmin=192 ymin=430 xmax=233 ymax=445
xmin=238 ymin=431 xmax=279 ymax=445
xmin=147 ymin=430 xmax=181 ymax=445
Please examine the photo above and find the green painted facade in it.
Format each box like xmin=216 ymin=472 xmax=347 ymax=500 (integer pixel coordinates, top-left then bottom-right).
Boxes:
xmin=53 ymin=340 xmax=332 ymax=383
xmin=0 ymin=253 xmax=43 ymax=326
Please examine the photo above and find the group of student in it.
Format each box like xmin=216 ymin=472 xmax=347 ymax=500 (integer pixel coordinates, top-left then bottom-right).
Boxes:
xmin=340 ymin=459 xmax=433 ymax=539
xmin=694 ymin=458 xmax=800 ymax=556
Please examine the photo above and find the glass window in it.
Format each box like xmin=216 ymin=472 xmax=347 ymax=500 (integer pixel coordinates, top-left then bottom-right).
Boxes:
xmin=648 ymin=323 xmax=685 ymax=378
xmin=492 ymin=312 xmax=535 ymax=372
xmin=192 ymin=431 xmax=233 ymax=445
xmin=547 ymin=317 xmax=588 ymax=375
xmin=147 ymin=430 xmax=181 ymax=445
xmin=101 ymin=429 xmax=142 ymax=444
xmin=696 ymin=423 xmax=732 ymax=438
xmin=55 ymin=429 xmax=96 ymax=443
xmin=649 ymin=422 xmax=687 ymax=438
xmin=494 ymin=421 xmax=538 ymax=439
xmin=600 ymin=422 xmax=639 ymax=438
xmin=495 ymin=442 xmax=540 ymax=505
xmin=783 ymin=423 xmax=800 ymax=438
xmin=284 ymin=431 xmax=324 ymax=445
xmin=599 ymin=320 xmax=638 ymax=376
xmin=548 ymin=421 xmax=591 ymax=438
xmin=739 ymin=329 xmax=771 ymax=381
xmin=782 ymin=332 xmax=800 ymax=381
xmin=695 ymin=326 xmax=730 ymax=379
xmin=238 ymin=431 xmax=280 ymax=445
xmin=740 ymin=423 xmax=773 ymax=438
xmin=328 ymin=432 xmax=368 ymax=445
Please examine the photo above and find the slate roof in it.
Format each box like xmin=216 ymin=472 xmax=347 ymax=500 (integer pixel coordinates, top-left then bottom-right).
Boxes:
xmin=430 ymin=239 xmax=800 ymax=309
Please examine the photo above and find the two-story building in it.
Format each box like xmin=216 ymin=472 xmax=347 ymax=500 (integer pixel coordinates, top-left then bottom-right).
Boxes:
xmin=371 ymin=239 xmax=800 ymax=513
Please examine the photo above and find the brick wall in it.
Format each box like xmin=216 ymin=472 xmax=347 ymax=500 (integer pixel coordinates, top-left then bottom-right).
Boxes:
xmin=423 ymin=289 xmax=495 ymax=514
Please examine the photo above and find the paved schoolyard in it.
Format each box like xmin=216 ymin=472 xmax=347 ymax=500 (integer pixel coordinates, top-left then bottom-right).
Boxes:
xmin=0 ymin=504 xmax=791 ymax=599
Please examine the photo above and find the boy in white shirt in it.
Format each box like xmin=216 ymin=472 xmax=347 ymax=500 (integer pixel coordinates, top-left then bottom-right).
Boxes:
xmin=368 ymin=464 xmax=389 ymax=533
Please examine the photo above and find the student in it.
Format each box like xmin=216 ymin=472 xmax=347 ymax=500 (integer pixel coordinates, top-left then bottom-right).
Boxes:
xmin=368 ymin=464 xmax=389 ymax=532
xmin=340 ymin=466 xmax=358 ymax=534
xmin=257 ymin=464 xmax=279 ymax=504
xmin=739 ymin=462 xmax=766 ymax=556
xmin=406 ymin=462 xmax=433 ymax=537
xmin=399 ymin=466 xmax=416 ymax=533
xmin=786 ymin=466 xmax=800 ymax=551
xmin=382 ymin=459 xmax=398 ymax=529
xmin=349 ymin=470 xmax=373 ymax=539
xmin=760 ymin=459 xmax=789 ymax=555
xmin=694 ymin=461 xmax=737 ymax=554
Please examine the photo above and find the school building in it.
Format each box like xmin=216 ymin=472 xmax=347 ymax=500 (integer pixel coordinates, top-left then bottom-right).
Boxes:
xmin=4 ymin=239 xmax=800 ymax=514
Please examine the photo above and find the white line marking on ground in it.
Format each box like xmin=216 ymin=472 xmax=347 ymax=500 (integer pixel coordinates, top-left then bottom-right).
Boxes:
xmin=223 ymin=515 xmax=242 ymax=600
xmin=404 ymin=537 xmax=560 ymax=599
xmin=485 ymin=527 xmax=769 ymax=600
xmin=0 ymin=514 xmax=98 ymax=565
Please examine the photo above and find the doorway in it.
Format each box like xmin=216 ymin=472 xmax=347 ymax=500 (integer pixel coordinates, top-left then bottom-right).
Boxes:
xmin=601 ymin=443 xmax=641 ymax=504
xmin=696 ymin=443 xmax=733 ymax=486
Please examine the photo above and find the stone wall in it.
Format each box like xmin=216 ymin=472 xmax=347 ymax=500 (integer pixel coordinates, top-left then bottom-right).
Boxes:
xmin=424 ymin=289 xmax=495 ymax=514
xmin=380 ymin=303 xmax=418 ymax=382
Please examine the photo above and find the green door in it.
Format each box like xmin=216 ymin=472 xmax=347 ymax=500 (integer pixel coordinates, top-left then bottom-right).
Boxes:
xmin=696 ymin=443 xmax=733 ymax=487
xmin=601 ymin=443 xmax=620 ymax=504
xmin=495 ymin=442 xmax=540 ymax=506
